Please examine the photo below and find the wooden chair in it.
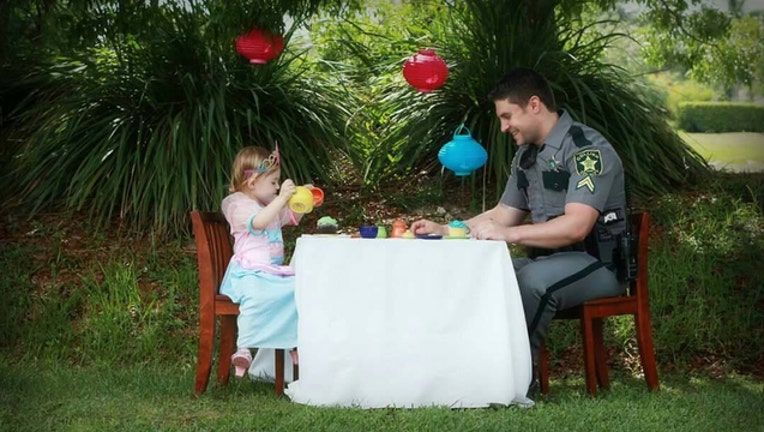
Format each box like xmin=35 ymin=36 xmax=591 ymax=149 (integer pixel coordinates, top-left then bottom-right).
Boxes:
xmin=191 ymin=210 xmax=296 ymax=396
xmin=538 ymin=212 xmax=659 ymax=396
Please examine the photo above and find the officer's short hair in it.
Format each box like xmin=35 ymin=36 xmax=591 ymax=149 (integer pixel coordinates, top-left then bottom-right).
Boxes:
xmin=488 ymin=68 xmax=557 ymax=111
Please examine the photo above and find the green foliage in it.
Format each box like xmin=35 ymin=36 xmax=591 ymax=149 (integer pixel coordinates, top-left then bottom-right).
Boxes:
xmin=0 ymin=245 xmax=43 ymax=351
xmin=4 ymin=0 xmax=722 ymax=234
xmin=639 ymin=12 xmax=764 ymax=93
xmin=648 ymin=73 xmax=716 ymax=118
xmin=435 ymin=0 xmax=708 ymax=198
xmin=310 ymin=0 xmax=709 ymax=198
xmin=74 ymin=253 xmax=198 ymax=365
xmin=0 ymin=216 xmax=199 ymax=366
xmin=208 ymin=0 xmax=357 ymax=35
xmin=692 ymin=16 xmax=764 ymax=92
xmin=646 ymin=181 xmax=764 ymax=366
xmin=5 ymin=1 xmax=350 ymax=236
xmin=78 ymin=261 xmax=160 ymax=364
xmin=677 ymin=102 xmax=764 ymax=132
xmin=307 ymin=0 xmax=457 ymax=188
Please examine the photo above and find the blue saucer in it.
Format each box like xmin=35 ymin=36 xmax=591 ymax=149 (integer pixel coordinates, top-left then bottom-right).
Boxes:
xmin=416 ymin=234 xmax=443 ymax=240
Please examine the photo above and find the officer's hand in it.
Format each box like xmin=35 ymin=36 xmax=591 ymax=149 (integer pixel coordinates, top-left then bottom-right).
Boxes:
xmin=411 ymin=219 xmax=447 ymax=236
xmin=471 ymin=219 xmax=509 ymax=241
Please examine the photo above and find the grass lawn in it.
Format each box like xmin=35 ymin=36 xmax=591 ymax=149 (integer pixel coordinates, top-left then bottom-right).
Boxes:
xmin=679 ymin=131 xmax=764 ymax=172
xmin=2 ymin=359 xmax=763 ymax=431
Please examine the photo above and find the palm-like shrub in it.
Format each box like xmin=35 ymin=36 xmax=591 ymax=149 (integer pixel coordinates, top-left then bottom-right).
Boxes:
xmin=8 ymin=1 xmax=349 ymax=236
xmin=312 ymin=0 xmax=709 ymax=198
xmin=433 ymin=0 xmax=709 ymax=198
xmin=310 ymin=1 xmax=480 ymax=189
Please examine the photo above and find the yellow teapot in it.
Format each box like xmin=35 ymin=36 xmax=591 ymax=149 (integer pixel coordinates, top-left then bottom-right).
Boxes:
xmin=288 ymin=186 xmax=324 ymax=214
xmin=288 ymin=186 xmax=314 ymax=213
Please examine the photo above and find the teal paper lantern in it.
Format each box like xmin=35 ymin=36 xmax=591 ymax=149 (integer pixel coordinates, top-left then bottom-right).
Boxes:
xmin=438 ymin=124 xmax=488 ymax=176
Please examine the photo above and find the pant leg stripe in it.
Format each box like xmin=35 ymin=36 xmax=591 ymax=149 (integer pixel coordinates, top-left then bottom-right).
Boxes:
xmin=527 ymin=261 xmax=606 ymax=334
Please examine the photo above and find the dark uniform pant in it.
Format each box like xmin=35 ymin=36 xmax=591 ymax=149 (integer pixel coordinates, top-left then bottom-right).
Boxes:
xmin=513 ymin=251 xmax=625 ymax=364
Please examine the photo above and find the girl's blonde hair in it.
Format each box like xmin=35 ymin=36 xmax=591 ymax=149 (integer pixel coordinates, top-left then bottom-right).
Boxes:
xmin=229 ymin=146 xmax=280 ymax=193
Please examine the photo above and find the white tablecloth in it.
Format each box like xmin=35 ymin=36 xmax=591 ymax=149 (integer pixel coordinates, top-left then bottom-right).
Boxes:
xmin=285 ymin=236 xmax=532 ymax=408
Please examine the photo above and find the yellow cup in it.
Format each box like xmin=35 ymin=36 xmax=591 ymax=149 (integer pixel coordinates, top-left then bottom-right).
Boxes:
xmin=288 ymin=186 xmax=315 ymax=214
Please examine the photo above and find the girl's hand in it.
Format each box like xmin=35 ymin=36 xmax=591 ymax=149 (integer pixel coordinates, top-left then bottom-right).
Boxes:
xmin=279 ymin=179 xmax=296 ymax=201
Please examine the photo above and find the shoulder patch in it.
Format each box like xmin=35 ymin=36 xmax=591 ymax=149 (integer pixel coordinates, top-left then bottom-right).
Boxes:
xmin=569 ymin=126 xmax=591 ymax=148
xmin=575 ymin=149 xmax=603 ymax=176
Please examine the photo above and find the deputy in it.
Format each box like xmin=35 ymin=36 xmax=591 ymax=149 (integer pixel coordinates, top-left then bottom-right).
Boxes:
xmin=411 ymin=68 xmax=629 ymax=386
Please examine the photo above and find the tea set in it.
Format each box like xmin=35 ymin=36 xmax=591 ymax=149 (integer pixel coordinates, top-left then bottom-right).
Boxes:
xmin=290 ymin=186 xmax=470 ymax=240
xmin=359 ymin=218 xmax=470 ymax=240
xmin=287 ymin=186 xmax=324 ymax=214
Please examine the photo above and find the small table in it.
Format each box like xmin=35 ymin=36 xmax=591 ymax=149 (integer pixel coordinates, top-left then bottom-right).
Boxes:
xmin=286 ymin=236 xmax=532 ymax=408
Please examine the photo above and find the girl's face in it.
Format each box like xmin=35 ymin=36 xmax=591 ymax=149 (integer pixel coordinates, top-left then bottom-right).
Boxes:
xmin=248 ymin=169 xmax=281 ymax=205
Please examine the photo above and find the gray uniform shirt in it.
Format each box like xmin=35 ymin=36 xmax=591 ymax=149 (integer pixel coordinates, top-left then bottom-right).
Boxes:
xmin=500 ymin=110 xmax=627 ymax=237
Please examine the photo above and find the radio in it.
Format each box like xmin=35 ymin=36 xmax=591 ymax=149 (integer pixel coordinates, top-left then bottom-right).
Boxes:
xmin=616 ymin=233 xmax=638 ymax=282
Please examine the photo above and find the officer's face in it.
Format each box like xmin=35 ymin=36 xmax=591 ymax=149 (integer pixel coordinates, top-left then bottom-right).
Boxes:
xmin=494 ymin=98 xmax=541 ymax=146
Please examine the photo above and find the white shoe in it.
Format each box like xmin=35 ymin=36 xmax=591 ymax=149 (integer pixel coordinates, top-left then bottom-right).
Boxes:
xmin=231 ymin=349 xmax=252 ymax=378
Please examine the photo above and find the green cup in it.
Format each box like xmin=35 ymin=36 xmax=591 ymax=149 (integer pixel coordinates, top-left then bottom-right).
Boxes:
xmin=376 ymin=225 xmax=387 ymax=238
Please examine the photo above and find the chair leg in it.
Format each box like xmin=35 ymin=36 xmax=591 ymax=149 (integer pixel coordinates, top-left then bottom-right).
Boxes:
xmin=217 ymin=315 xmax=237 ymax=386
xmin=539 ymin=341 xmax=550 ymax=394
xmin=580 ymin=313 xmax=598 ymax=396
xmin=275 ymin=349 xmax=285 ymax=397
xmin=635 ymin=313 xmax=660 ymax=391
xmin=195 ymin=311 xmax=215 ymax=395
xmin=592 ymin=317 xmax=610 ymax=390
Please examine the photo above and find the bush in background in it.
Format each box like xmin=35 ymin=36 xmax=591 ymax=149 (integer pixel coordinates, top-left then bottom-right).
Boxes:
xmin=647 ymin=73 xmax=716 ymax=119
xmin=2 ymin=1 xmax=351 ymax=238
xmin=307 ymin=0 xmax=710 ymax=200
xmin=677 ymin=102 xmax=764 ymax=132
xmin=3 ymin=0 xmax=713 ymax=237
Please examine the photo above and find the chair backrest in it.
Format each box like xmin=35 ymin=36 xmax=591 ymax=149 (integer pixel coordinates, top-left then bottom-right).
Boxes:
xmin=630 ymin=212 xmax=651 ymax=308
xmin=191 ymin=211 xmax=233 ymax=299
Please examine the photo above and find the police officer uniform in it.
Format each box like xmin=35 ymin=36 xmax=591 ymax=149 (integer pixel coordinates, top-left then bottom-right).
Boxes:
xmin=499 ymin=110 xmax=628 ymax=363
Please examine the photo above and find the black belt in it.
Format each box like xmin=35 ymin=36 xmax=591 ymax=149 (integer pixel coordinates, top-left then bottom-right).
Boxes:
xmin=526 ymin=242 xmax=587 ymax=259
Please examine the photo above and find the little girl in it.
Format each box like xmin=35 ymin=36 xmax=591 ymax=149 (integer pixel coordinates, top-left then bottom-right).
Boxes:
xmin=219 ymin=145 xmax=302 ymax=377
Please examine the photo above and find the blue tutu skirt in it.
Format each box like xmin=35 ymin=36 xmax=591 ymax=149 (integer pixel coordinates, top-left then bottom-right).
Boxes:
xmin=219 ymin=261 xmax=298 ymax=349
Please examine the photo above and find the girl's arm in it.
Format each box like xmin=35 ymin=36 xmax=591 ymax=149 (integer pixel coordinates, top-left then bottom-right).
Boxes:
xmin=250 ymin=179 xmax=296 ymax=230
xmin=285 ymin=210 xmax=302 ymax=226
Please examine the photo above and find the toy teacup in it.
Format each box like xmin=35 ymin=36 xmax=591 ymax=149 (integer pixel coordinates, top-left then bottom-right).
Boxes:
xmin=288 ymin=186 xmax=314 ymax=213
xmin=288 ymin=186 xmax=324 ymax=214
xmin=311 ymin=187 xmax=325 ymax=206
xmin=359 ymin=225 xmax=378 ymax=239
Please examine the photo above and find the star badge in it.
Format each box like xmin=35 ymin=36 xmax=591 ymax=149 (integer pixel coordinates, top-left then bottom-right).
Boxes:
xmin=575 ymin=149 xmax=603 ymax=176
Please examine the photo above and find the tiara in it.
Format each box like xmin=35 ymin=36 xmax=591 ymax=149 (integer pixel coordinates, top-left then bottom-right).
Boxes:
xmin=244 ymin=142 xmax=280 ymax=179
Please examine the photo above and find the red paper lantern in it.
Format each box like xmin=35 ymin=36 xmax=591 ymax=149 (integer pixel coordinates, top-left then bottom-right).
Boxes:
xmin=402 ymin=49 xmax=449 ymax=92
xmin=235 ymin=28 xmax=284 ymax=64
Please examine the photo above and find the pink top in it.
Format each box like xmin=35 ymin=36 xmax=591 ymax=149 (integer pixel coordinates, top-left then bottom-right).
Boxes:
xmin=221 ymin=192 xmax=298 ymax=276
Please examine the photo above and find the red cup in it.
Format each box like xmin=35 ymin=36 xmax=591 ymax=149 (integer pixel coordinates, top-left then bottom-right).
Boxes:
xmin=311 ymin=187 xmax=324 ymax=207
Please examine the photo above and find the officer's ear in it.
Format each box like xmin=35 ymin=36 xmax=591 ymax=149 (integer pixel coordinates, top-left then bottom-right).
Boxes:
xmin=528 ymin=95 xmax=543 ymax=114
